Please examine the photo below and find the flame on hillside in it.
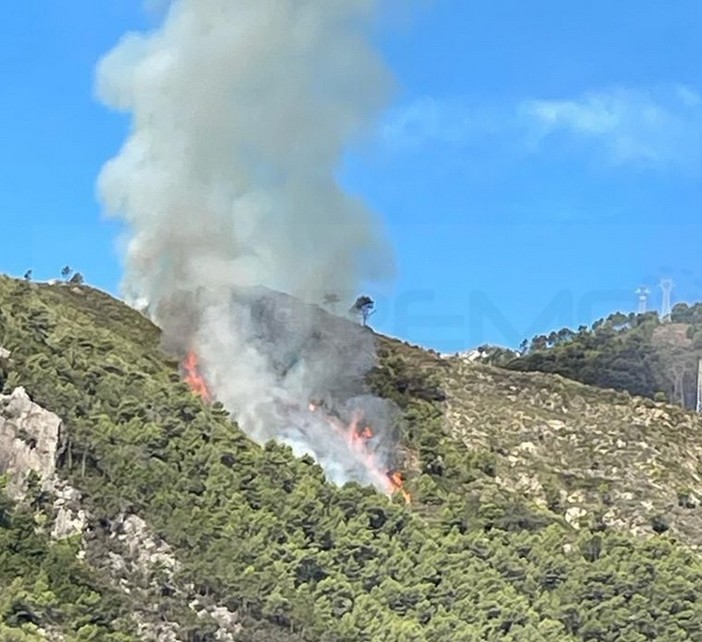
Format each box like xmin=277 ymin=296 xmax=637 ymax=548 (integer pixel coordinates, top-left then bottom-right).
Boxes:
xmin=182 ymin=351 xmax=211 ymax=402
xmin=308 ymin=402 xmax=411 ymax=504
xmin=182 ymin=351 xmax=410 ymax=504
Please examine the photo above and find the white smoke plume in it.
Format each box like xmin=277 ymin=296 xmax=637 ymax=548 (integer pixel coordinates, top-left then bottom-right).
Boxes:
xmin=96 ymin=0 xmax=401 ymax=492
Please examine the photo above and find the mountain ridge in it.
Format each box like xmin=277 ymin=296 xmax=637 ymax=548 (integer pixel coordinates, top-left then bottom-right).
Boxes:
xmin=3 ymin=275 xmax=702 ymax=640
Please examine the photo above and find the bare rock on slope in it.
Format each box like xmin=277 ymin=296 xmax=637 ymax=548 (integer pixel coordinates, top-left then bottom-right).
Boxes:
xmin=0 ymin=386 xmax=64 ymax=499
xmin=0 ymin=383 xmax=239 ymax=641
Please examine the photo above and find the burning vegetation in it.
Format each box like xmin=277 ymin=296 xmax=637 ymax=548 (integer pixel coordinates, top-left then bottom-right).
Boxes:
xmin=183 ymin=350 xmax=410 ymax=504
xmin=182 ymin=351 xmax=211 ymax=403
xmin=309 ymin=402 xmax=411 ymax=504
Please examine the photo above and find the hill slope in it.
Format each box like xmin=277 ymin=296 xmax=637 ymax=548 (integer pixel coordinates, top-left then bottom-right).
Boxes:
xmin=2 ymin=276 xmax=702 ymax=641
xmin=375 ymin=338 xmax=702 ymax=545
xmin=503 ymin=307 xmax=702 ymax=409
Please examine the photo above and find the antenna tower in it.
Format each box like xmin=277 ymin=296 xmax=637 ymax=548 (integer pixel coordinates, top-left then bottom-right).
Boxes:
xmin=635 ymin=287 xmax=649 ymax=314
xmin=660 ymin=279 xmax=673 ymax=322
xmin=697 ymin=357 xmax=702 ymax=413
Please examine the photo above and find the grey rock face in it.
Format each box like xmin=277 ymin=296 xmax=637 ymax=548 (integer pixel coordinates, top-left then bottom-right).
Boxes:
xmin=0 ymin=386 xmax=64 ymax=500
xmin=0 ymin=384 xmax=239 ymax=641
xmin=51 ymin=482 xmax=88 ymax=540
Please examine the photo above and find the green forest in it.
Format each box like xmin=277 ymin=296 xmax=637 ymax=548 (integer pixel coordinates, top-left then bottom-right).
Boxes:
xmin=2 ymin=276 xmax=702 ymax=641
xmin=503 ymin=304 xmax=702 ymax=410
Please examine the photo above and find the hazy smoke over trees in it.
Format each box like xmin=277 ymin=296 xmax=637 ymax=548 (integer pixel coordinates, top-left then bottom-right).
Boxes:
xmin=96 ymin=0 xmax=400 ymax=490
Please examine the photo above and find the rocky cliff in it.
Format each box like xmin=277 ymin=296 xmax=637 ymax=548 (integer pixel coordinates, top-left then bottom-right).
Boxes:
xmin=0 ymin=383 xmax=64 ymax=500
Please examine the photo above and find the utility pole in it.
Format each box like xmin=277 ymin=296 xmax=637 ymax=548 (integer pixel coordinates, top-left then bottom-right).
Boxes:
xmin=660 ymin=279 xmax=673 ymax=323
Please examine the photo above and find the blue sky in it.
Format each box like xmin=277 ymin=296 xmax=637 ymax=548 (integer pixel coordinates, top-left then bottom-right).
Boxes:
xmin=2 ymin=1 xmax=702 ymax=352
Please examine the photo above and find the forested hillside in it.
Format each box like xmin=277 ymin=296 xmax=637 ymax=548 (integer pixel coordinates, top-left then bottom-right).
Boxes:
xmin=503 ymin=304 xmax=702 ymax=409
xmin=3 ymin=276 xmax=702 ymax=641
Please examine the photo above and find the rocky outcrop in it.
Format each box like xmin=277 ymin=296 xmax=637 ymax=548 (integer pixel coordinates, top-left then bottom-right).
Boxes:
xmin=0 ymin=386 xmax=64 ymax=499
xmin=51 ymin=482 xmax=88 ymax=540
xmin=0 ymin=383 xmax=239 ymax=641
xmin=102 ymin=513 xmax=240 ymax=641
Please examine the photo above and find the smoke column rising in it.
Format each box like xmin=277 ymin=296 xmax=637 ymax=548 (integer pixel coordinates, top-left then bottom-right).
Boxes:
xmin=96 ymin=0 xmax=400 ymax=490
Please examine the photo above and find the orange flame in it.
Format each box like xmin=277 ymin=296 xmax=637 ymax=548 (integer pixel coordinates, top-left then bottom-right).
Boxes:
xmin=309 ymin=402 xmax=410 ymax=504
xmin=388 ymin=471 xmax=411 ymax=505
xmin=179 ymin=359 xmax=409 ymax=503
xmin=182 ymin=351 xmax=211 ymax=402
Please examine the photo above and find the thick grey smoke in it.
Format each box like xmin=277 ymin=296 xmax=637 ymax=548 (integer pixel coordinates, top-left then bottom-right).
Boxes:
xmin=96 ymin=0 xmax=400 ymax=492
